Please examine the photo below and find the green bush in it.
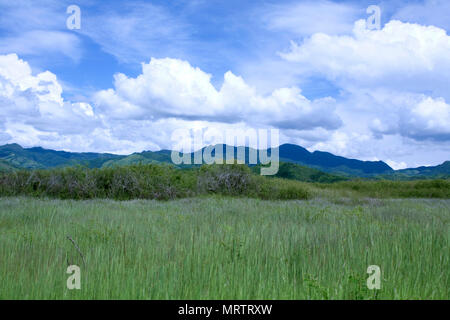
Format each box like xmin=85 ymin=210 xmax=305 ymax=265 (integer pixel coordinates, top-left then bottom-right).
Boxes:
xmin=254 ymin=177 xmax=310 ymax=200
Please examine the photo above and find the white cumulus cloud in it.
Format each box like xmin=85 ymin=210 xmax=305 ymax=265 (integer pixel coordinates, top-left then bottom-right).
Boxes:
xmin=0 ymin=53 xmax=100 ymax=148
xmin=280 ymin=19 xmax=450 ymax=145
xmin=93 ymin=57 xmax=342 ymax=130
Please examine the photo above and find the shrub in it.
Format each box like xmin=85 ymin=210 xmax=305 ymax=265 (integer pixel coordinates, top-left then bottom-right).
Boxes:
xmin=197 ymin=164 xmax=254 ymax=196
xmin=254 ymin=177 xmax=310 ymax=200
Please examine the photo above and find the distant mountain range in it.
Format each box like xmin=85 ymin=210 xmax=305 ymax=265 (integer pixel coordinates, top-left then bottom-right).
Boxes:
xmin=0 ymin=143 xmax=448 ymax=180
xmin=379 ymin=161 xmax=450 ymax=180
xmin=277 ymin=144 xmax=392 ymax=176
xmin=0 ymin=143 xmax=120 ymax=170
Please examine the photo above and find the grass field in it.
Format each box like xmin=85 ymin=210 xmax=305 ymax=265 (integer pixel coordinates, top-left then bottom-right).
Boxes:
xmin=0 ymin=196 xmax=448 ymax=299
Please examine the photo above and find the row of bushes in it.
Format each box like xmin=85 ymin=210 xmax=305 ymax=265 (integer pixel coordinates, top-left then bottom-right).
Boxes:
xmin=2 ymin=163 xmax=446 ymax=200
xmin=0 ymin=164 xmax=311 ymax=200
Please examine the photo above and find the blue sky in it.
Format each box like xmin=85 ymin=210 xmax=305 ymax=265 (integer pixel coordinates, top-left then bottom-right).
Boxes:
xmin=0 ymin=0 xmax=450 ymax=168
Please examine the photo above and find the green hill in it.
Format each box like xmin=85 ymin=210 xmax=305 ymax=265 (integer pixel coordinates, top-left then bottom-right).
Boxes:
xmin=397 ymin=161 xmax=450 ymax=177
xmin=0 ymin=143 xmax=123 ymax=169
xmin=252 ymin=162 xmax=348 ymax=183
xmin=0 ymin=159 xmax=17 ymax=172
xmin=277 ymin=144 xmax=393 ymax=176
xmin=102 ymin=154 xmax=162 ymax=167
xmin=377 ymin=161 xmax=450 ymax=180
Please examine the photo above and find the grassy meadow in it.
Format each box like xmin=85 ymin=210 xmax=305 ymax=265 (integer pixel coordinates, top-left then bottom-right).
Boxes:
xmin=0 ymin=196 xmax=448 ymax=299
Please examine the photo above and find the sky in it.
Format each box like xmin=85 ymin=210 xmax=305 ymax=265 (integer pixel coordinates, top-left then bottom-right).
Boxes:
xmin=0 ymin=0 xmax=449 ymax=169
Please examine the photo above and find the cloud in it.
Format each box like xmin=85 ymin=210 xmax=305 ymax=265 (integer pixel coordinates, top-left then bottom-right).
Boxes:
xmin=281 ymin=20 xmax=450 ymax=91
xmin=0 ymin=2 xmax=83 ymax=62
xmin=385 ymin=159 xmax=408 ymax=170
xmin=93 ymin=57 xmax=342 ymax=130
xmin=79 ymin=2 xmax=191 ymax=63
xmin=280 ymin=19 xmax=450 ymax=143
xmin=0 ymin=54 xmax=99 ymax=147
xmin=262 ymin=0 xmax=360 ymax=36
xmin=370 ymin=94 xmax=450 ymax=142
xmin=0 ymin=30 xmax=82 ymax=62
xmin=393 ymin=0 xmax=450 ymax=31
xmin=0 ymin=1 xmax=66 ymax=32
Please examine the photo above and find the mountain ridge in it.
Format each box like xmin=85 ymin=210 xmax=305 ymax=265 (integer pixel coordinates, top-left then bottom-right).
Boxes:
xmin=0 ymin=143 xmax=448 ymax=179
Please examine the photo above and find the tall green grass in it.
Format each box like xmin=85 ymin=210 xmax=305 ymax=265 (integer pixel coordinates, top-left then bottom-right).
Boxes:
xmin=0 ymin=197 xmax=448 ymax=299
xmin=313 ymin=179 xmax=450 ymax=199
